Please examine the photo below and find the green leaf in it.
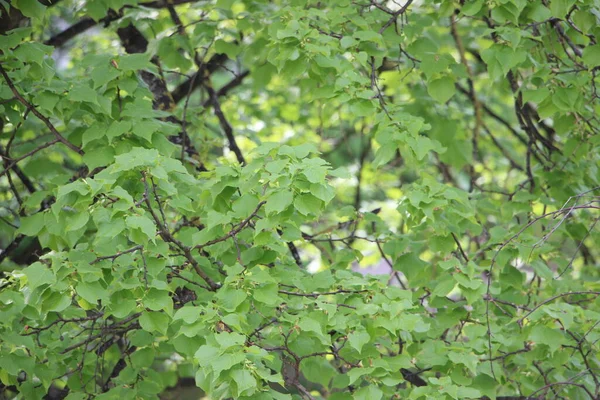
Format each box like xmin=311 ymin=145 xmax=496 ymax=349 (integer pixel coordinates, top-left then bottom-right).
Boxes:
xmin=77 ymin=281 xmax=107 ymax=304
xmin=340 ymin=36 xmax=357 ymax=49
xmin=253 ymin=283 xmax=279 ymax=306
xmin=420 ymin=53 xmax=453 ymax=78
xmin=68 ymin=84 xmax=98 ymax=104
xmin=481 ymin=45 xmax=526 ymax=79
xmin=139 ymin=311 xmax=170 ymax=335
xmin=18 ymin=212 xmax=45 ymax=236
xmin=106 ymin=120 xmax=132 ymax=143
xmin=132 ymin=121 xmax=160 ymax=143
xmin=302 ymin=165 xmax=328 ymax=183
xmin=427 ymin=76 xmax=455 ymax=103
xmin=215 ymin=39 xmax=241 ymax=59
xmin=354 ymin=385 xmax=382 ymax=400
xmin=143 ymin=289 xmax=172 ymax=312
xmin=265 ymin=191 xmax=293 ymax=215
xmin=231 ymin=368 xmax=257 ymax=397
xmin=212 ymin=352 xmax=246 ymax=376
xmin=549 ymin=0 xmax=576 ymax=18
xmin=13 ymin=0 xmax=46 ymax=19
xmin=131 ymin=347 xmax=155 ymax=369
xmin=82 ymin=125 xmax=106 ymax=146
xmin=216 ymin=287 xmax=247 ymax=312
xmin=348 ymin=330 xmax=370 ymax=354
xmin=310 ymin=183 xmax=335 ymax=202
xmin=91 ymin=62 xmax=121 ymax=88
xmin=529 ymin=325 xmax=567 ymax=353
xmin=14 ymin=42 xmax=51 ymax=65
xmin=583 ymin=44 xmax=600 ymax=67
xmin=173 ymin=306 xmax=202 ymax=324
xmin=195 ymin=345 xmax=220 ymax=367
xmin=83 ymin=146 xmax=114 ymax=169
xmin=294 ymin=194 xmax=322 ymax=215
xmin=215 ymin=332 xmax=246 ymax=350
xmin=119 ymin=53 xmax=153 ymax=71
xmin=232 ymin=194 xmax=260 ymax=217
xmin=461 ymin=0 xmax=483 ymax=16
xmin=24 ymin=262 xmax=55 ymax=289
xmin=372 ymin=145 xmax=397 ymax=168
xmin=448 ymin=351 xmax=478 ymax=375
xmin=298 ymin=316 xmax=329 ymax=345
xmin=126 ymin=215 xmax=157 ymax=241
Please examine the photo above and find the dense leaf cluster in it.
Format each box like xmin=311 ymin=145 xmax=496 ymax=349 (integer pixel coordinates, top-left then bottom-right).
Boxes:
xmin=1 ymin=0 xmax=600 ymax=399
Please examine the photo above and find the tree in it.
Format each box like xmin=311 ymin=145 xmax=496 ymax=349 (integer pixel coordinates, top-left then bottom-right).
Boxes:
xmin=1 ymin=0 xmax=599 ymax=399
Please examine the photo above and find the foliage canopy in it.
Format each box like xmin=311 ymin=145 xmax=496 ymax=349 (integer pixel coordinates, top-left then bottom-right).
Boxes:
xmin=1 ymin=0 xmax=600 ymax=399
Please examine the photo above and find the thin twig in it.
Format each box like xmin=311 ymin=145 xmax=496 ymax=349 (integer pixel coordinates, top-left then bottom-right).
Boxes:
xmin=0 ymin=64 xmax=83 ymax=155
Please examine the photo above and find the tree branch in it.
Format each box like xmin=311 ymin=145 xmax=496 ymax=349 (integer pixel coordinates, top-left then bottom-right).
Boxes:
xmin=171 ymin=53 xmax=229 ymax=104
xmin=44 ymin=0 xmax=203 ymax=48
xmin=205 ymin=80 xmax=246 ymax=165
xmin=0 ymin=64 xmax=83 ymax=155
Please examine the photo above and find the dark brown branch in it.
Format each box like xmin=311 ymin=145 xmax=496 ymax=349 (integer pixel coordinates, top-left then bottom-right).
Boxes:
xmin=102 ymin=341 xmax=137 ymax=392
xmin=44 ymin=0 xmax=203 ymax=48
xmin=205 ymin=81 xmax=246 ymax=164
xmin=116 ymin=23 xmax=204 ymax=163
xmin=140 ymin=172 xmax=219 ymax=290
xmin=91 ymin=245 xmax=143 ymax=265
xmin=171 ymin=53 xmax=229 ymax=104
xmin=117 ymin=24 xmax=175 ymax=111
xmin=455 ymin=84 xmax=531 ymax=150
xmin=285 ymin=238 xmax=303 ymax=268
xmin=517 ymin=291 xmax=600 ymax=327
xmin=450 ymin=15 xmax=482 ymax=190
xmin=451 ymin=233 xmax=469 ymax=262
xmin=0 ymin=155 xmax=36 ymax=194
xmin=0 ymin=139 xmax=60 ymax=179
xmin=0 ymin=116 xmax=37 ymax=194
xmin=278 ymin=288 xmax=369 ymax=298
xmin=551 ymin=20 xmax=583 ymax=58
xmin=481 ymin=124 xmax=524 ymax=171
xmin=195 ymin=201 xmax=266 ymax=250
xmin=45 ymin=17 xmax=102 ymax=47
xmin=480 ymin=344 xmax=531 ymax=362
xmin=200 ymin=70 xmax=250 ymax=108
xmin=378 ymin=0 xmax=414 ymax=34
xmin=24 ymin=313 xmax=103 ymax=336
xmin=0 ymin=64 xmax=83 ymax=155
xmin=59 ymin=314 xmax=141 ymax=354
xmin=167 ymin=2 xmax=185 ymax=35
